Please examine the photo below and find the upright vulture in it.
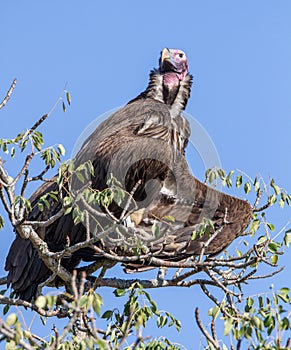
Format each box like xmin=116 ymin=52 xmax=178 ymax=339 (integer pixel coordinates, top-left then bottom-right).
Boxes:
xmin=5 ymin=48 xmax=252 ymax=301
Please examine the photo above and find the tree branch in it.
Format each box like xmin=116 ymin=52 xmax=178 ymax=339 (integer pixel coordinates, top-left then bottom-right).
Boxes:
xmin=195 ymin=308 xmax=220 ymax=349
xmin=0 ymin=79 xmax=17 ymax=110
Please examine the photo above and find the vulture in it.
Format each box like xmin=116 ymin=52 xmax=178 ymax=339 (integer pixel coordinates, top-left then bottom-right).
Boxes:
xmin=5 ymin=48 xmax=252 ymax=301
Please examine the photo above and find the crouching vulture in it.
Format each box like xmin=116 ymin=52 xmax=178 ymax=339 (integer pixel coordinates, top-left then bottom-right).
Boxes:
xmin=5 ymin=48 xmax=252 ymax=301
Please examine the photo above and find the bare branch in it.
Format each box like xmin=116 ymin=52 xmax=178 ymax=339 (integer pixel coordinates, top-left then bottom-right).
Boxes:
xmin=0 ymin=276 xmax=7 ymax=286
xmin=0 ymin=295 xmax=69 ymax=318
xmin=247 ymin=267 xmax=284 ymax=280
xmin=28 ymin=165 xmax=50 ymax=182
xmin=253 ymin=190 xmax=263 ymax=210
xmin=11 ymin=153 xmax=34 ymax=187
xmin=0 ymin=79 xmax=17 ymax=110
xmin=199 ymin=283 xmax=235 ymax=319
xmin=119 ymin=179 xmax=141 ymax=222
xmin=253 ymin=201 xmax=272 ymax=213
xmin=92 ymin=262 xmax=115 ymax=290
xmin=26 ymin=114 xmax=49 ymax=138
xmin=195 ymin=308 xmax=220 ymax=349
xmin=25 ymin=208 xmax=65 ymax=228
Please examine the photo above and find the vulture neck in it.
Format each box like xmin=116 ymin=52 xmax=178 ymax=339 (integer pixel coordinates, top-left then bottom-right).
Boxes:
xmin=144 ymin=70 xmax=192 ymax=118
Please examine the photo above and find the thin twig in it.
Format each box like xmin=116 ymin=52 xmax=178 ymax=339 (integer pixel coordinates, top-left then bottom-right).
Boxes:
xmin=26 ymin=114 xmax=49 ymax=138
xmin=28 ymin=165 xmax=51 ymax=182
xmin=247 ymin=267 xmax=284 ymax=280
xmin=92 ymin=262 xmax=115 ymax=291
xmin=11 ymin=153 xmax=34 ymax=187
xmin=0 ymin=295 xmax=69 ymax=318
xmin=253 ymin=190 xmax=263 ymax=210
xmin=253 ymin=201 xmax=272 ymax=213
xmin=198 ymin=209 xmax=228 ymax=263
xmin=0 ymin=277 xmax=7 ymax=286
xmin=25 ymin=208 xmax=65 ymax=228
xmin=0 ymin=79 xmax=17 ymax=110
xmin=119 ymin=179 xmax=141 ymax=222
xmin=195 ymin=308 xmax=220 ymax=349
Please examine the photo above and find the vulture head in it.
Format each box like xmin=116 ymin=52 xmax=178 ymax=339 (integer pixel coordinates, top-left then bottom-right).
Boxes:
xmin=130 ymin=48 xmax=193 ymax=112
xmin=159 ymin=48 xmax=189 ymax=81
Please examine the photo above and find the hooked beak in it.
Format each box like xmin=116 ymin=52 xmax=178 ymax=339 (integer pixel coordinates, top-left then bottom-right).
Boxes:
xmin=161 ymin=47 xmax=171 ymax=63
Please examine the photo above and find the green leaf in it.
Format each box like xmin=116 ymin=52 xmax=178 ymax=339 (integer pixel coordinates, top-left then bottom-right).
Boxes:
xmin=278 ymin=293 xmax=290 ymax=303
xmin=257 ymin=236 xmax=267 ymax=245
xmin=11 ymin=147 xmax=15 ymax=158
xmin=37 ymin=202 xmax=44 ymax=212
xmin=3 ymin=305 xmax=10 ymax=315
xmin=279 ymin=287 xmax=290 ymax=295
xmin=249 ymin=219 xmax=260 ymax=235
xmin=157 ymin=315 xmax=168 ymax=328
xmin=0 ymin=216 xmax=4 ymax=230
xmin=57 ymin=144 xmax=66 ymax=156
xmin=76 ymin=172 xmax=85 ymax=183
xmin=64 ymin=207 xmax=72 ymax=215
xmin=271 ymin=255 xmax=278 ymax=265
xmin=63 ymin=196 xmax=73 ymax=207
xmin=247 ymin=297 xmax=254 ymax=308
xmin=6 ymin=313 xmax=18 ymax=326
xmin=236 ymin=175 xmax=243 ymax=188
xmin=258 ymin=296 xmax=264 ymax=308
xmin=208 ymin=170 xmax=217 ymax=184
xmin=23 ymin=330 xmax=32 ymax=340
xmin=152 ymin=222 xmax=160 ymax=238
xmin=92 ymin=293 xmax=103 ymax=315
xmin=208 ymin=306 xmax=220 ymax=320
xmin=113 ymin=289 xmax=126 ymax=297
xmin=226 ymin=178 xmax=232 ymax=188
xmin=2 ymin=142 xmax=8 ymax=154
xmin=268 ymin=194 xmax=277 ymax=205
xmin=162 ymin=215 xmax=175 ymax=223
xmin=66 ymin=91 xmax=71 ymax=105
xmin=223 ymin=318 xmax=233 ymax=336
xmin=5 ymin=340 xmax=16 ymax=350
xmin=62 ymin=101 xmax=66 ymax=112
xmin=244 ymin=182 xmax=251 ymax=194
xmin=46 ymin=295 xmax=57 ymax=308
xmin=268 ymin=242 xmax=278 ymax=253
xmin=79 ymin=296 xmax=89 ymax=309
xmin=35 ymin=295 xmax=47 ymax=308
xmin=96 ymin=339 xmax=107 ymax=349
xmin=270 ymin=179 xmax=280 ymax=195
xmin=253 ymin=177 xmax=260 ymax=192
xmin=227 ymin=170 xmax=235 ymax=179
xmin=217 ymin=169 xmax=225 ymax=180
xmin=283 ymin=231 xmax=291 ymax=247
xmin=280 ymin=317 xmax=290 ymax=330
xmin=191 ymin=230 xmax=197 ymax=240
xmin=101 ymin=310 xmax=113 ymax=320
xmin=252 ymin=316 xmax=263 ymax=330
xmin=264 ymin=315 xmax=275 ymax=335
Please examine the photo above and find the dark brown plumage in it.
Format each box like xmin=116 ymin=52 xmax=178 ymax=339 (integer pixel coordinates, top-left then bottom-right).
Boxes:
xmin=5 ymin=48 xmax=252 ymax=300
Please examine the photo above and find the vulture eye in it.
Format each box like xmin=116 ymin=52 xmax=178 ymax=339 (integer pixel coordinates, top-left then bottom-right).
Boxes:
xmin=178 ymin=53 xmax=184 ymax=58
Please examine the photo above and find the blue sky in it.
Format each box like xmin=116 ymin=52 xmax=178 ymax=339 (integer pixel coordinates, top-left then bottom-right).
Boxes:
xmin=0 ymin=1 xmax=291 ymax=348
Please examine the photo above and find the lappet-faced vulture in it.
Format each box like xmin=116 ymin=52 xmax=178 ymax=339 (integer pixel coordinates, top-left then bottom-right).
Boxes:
xmin=5 ymin=48 xmax=252 ymax=301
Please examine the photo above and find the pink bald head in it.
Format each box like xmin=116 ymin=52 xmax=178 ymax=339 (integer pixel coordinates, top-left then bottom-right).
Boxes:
xmin=159 ymin=48 xmax=189 ymax=81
